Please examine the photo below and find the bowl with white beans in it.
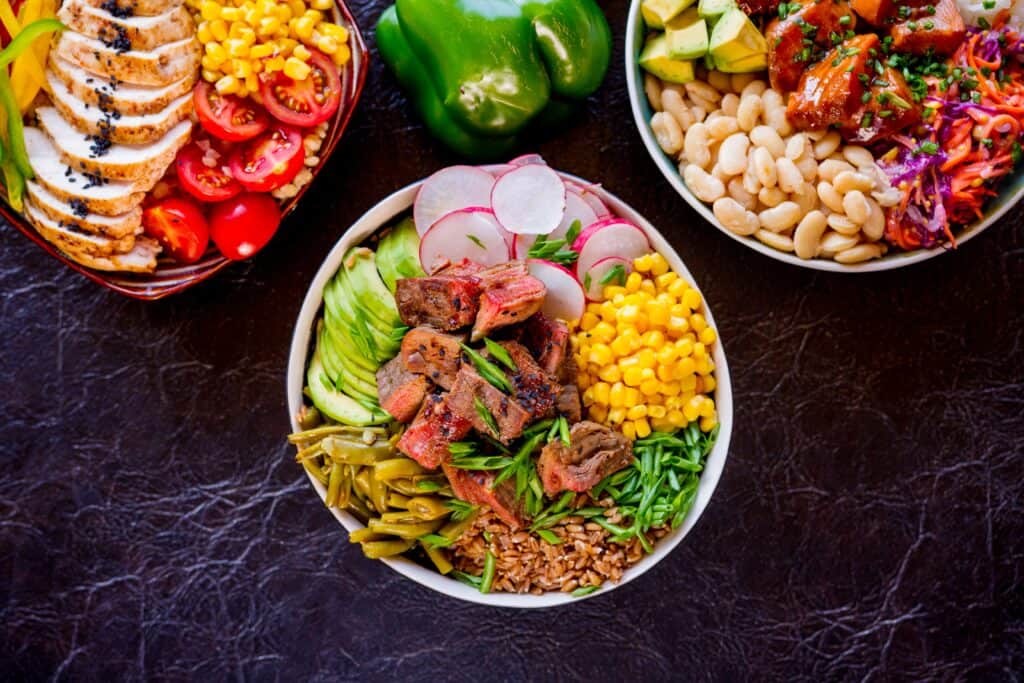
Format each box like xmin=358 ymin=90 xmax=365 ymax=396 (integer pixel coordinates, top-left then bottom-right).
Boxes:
xmin=625 ymin=1 xmax=1024 ymax=272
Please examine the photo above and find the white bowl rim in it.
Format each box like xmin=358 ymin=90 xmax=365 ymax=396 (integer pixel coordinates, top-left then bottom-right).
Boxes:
xmin=624 ymin=1 xmax=1017 ymax=273
xmin=286 ymin=168 xmax=734 ymax=608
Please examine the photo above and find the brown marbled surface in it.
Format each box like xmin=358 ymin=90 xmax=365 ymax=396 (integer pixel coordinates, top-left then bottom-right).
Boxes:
xmin=2 ymin=1 xmax=1022 ymax=680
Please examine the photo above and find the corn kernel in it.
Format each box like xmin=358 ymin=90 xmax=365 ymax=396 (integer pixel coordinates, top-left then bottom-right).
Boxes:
xmin=264 ymin=56 xmax=286 ymax=72
xmin=209 ymin=18 xmax=228 ymax=41
xmin=287 ymin=0 xmax=305 ymax=16
xmin=579 ymin=312 xmax=599 ymax=331
xmin=200 ymin=0 xmax=221 ymax=21
xmin=656 ymin=364 xmax=674 ymax=383
xmin=215 ymin=74 xmax=240 ymax=94
xmin=667 ymin=409 xmax=686 ymax=427
xmin=702 ymin=376 xmax=716 ymax=393
xmin=582 ymin=386 xmax=595 ymax=407
xmin=591 ymin=321 xmax=616 ymax=344
xmin=627 ymin=405 xmax=647 ymax=420
xmin=640 ymin=330 xmax=664 ymax=348
xmin=690 ymin=314 xmax=708 ymax=334
xmin=649 ymin=252 xmax=669 ymax=276
xmin=636 ymin=348 xmax=656 ymax=368
xmin=683 ymin=396 xmax=703 ymax=422
xmin=625 ymin=271 xmax=642 ymax=292
xmin=283 ymin=55 xmax=311 ymax=79
xmin=640 ymin=280 xmax=656 ymax=295
xmin=257 ymin=16 xmax=281 ymax=36
xmin=609 ymin=382 xmax=626 ymax=408
xmin=676 ymin=356 xmax=696 ymax=377
xmin=623 ymin=367 xmax=644 ymax=387
xmin=303 ymin=8 xmax=323 ymax=22
xmin=201 ymin=55 xmax=222 ymax=72
xmin=667 ymin=316 xmax=689 ymax=335
xmin=635 ymin=418 xmax=652 ymax=438
xmin=599 ymin=301 xmax=617 ymax=323
xmin=608 ymin=407 xmax=627 ymax=425
xmin=597 ymin=365 xmax=621 ymax=384
xmin=640 ymin=378 xmax=660 ymax=396
xmin=293 ymin=15 xmax=316 ymax=40
xmin=700 ymin=327 xmax=717 ymax=345
xmin=197 ymin=21 xmax=214 ymax=43
xmin=655 ymin=272 xmax=677 ymax=290
xmin=645 ymin=301 xmax=669 ymax=326
xmin=315 ymin=35 xmax=338 ymax=55
xmin=656 ymin=345 xmax=678 ymax=366
xmin=609 ymin=336 xmax=632 ymax=357
xmin=633 ymin=253 xmax=653 ymax=272
xmin=202 ymin=68 xmax=220 ymax=82
xmin=699 ymin=415 xmax=717 ymax=432
xmin=588 ymin=344 xmax=612 ymax=367
xmin=593 ymin=382 xmax=610 ymax=406
xmin=231 ymin=58 xmax=253 ymax=78
xmin=693 ymin=342 xmax=707 ymax=359
xmin=311 ymin=0 xmax=333 ymax=8
xmin=317 ymin=21 xmax=349 ymax=41
xmin=250 ymin=42 xmax=274 ymax=58
xmin=589 ymin=404 xmax=609 ymax=423
xmin=621 ymin=420 xmax=636 ymax=439
xmin=221 ymin=6 xmax=243 ymax=20
xmin=624 ymin=388 xmax=641 ymax=406
xmin=226 ymin=39 xmax=249 ymax=58
xmin=676 ymin=338 xmax=694 ymax=357
xmin=274 ymin=4 xmax=293 ymax=21
xmin=292 ymin=43 xmax=312 ymax=60
xmin=679 ymin=374 xmax=697 ymax=392
xmin=648 ymin=405 xmax=667 ymax=419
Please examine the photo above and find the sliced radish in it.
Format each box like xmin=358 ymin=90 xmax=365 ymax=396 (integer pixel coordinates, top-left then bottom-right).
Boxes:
xmin=581 ymin=256 xmax=633 ymax=300
xmin=566 ymin=181 xmax=611 ymax=218
xmin=512 ymin=189 xmax=599 ymax=258
xmin=488 ymin=164 xmax=515 ymax=177
xmin=509 ymin=153 xmax=547 ymax=167
xmin=527 ymin=259 xmax=586 ymax=321
xmin=413 ymin=166 xmax=496 ymax=236
xmin=491 ymin=164 xmax=566 ymax=235
xmin=573 ymin=219 xmax=651 ymax=284
xmin=419 ymin=208 xmax=510 ymax=274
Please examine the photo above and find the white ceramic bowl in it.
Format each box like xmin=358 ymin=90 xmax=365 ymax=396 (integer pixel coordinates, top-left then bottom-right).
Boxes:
xmin=624 ymin=0 xmax=1018 ymax=272
xmin=286 ymin=169 xmax=733 ymax=607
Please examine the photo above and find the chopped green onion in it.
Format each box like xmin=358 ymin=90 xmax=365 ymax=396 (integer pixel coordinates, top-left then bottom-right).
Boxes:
xmin=572 ymin=585 xmax=601 ymax=597
xmin=482 ymin=337 xmax=518 ymax=372
xmin=536 ymin=529 xmax=562 ymax=544
xmin=473 ymin=397 xmax=501 ymax=438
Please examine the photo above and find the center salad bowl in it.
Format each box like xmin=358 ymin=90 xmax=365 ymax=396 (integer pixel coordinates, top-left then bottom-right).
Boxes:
xmin=286 ymin=162 xmax=733 ymax=607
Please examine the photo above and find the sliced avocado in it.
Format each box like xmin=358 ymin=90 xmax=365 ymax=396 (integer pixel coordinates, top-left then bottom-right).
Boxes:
xmin=666 ymin=9 xmax=708 ymax=60
xmin=640 ymin=34 xmax=696 ymax=84
xmin=329 ymin=267 xmax=400 ymax=363
xmin=641 ymin=0 xmax=695 ymax=28
xmin=698 ymin=0 xmax=736 ymax=25
xmin=317 ymin=322 xmax=345 ymax=384
xmin=342 ymin=247 xmax=402 ymax=328
xmin=320 ymin=324 xmax=378 ymax=402
xmin=323 ymin=276 xmax=391 ymax=364
xmin=376 ymin=218 xmax=426 ymax=293
xmin=324 ymin=323 xmax=379 ymax=387
xmin=709 ymin=8 xmax=768 ymax=66
xmin=322 ymin=299 xmax=378 ymax=373
xmin=307 ymin=349 xmax=387 ymax=426
xmin=715 ymin=51 xmax=768 ymax=73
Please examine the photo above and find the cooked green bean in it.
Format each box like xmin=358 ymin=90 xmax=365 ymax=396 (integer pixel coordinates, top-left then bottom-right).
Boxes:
xmin=423 ymin=544 xmax=453 ymax=574
xmin=387 ymin=477 xmax=431 ymax=496
xmin=379 ymin=511 xmax=427 ymax=524
xmin=325 ymin=462 xmax=344 ymax=508
xmin=353 ymin=468 xmax=373 ymax=500
xmin=361 ymin=539 xmax=414 ymax=559
xmin=349 ymin=527 xmax=385 ymax=543
xmin=301 ymin=458 xmax=328 ymax=485
xmin=298 ymin=406 xmax=322 ymax=431
xmin=367 ymin=519 xmax=443 ymax=539
xmin=287 ymin=424 xmax=385 ymax=444
xmin=438 ymin=514 xmax=477 ymax=541
xmin=322 ymin=436 xmax=395 ymax=465
xmin=294 ymin=442 xmax=324 ymax=463
xmin=387 ymin=492 xmax=411 ymax=508
xmin=406 ymin=496 xmax=451 ymax=520
xmin=374 ymin=458 xmax=427 ymax=480
xmin=368 ymin=469 xmax=389 ymax=513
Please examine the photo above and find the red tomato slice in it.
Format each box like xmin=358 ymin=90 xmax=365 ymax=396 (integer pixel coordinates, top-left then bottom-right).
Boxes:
xmin=142 ymin=197 xmax=210 ymax=264
xmin=175 ymin=143 xmax=242 ymax=202
xmin=209 ymin=192 xmax=282 ymax=260
xmin=228 ymin=125 xmax=304 ymax=192
xmin=259 ymin=49 xmax=342 ymax=127
xmin=194 ymin=81 xmax=270 ymax=142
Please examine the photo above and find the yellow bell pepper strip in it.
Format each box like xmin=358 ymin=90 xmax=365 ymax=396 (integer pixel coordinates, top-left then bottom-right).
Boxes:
xmin=0 ymin=68 xmax=31 ymax=179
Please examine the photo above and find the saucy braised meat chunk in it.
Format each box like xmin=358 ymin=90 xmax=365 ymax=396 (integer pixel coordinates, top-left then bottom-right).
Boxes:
xmin=447 ymin=366 xmax=532 ymax=444
xmin=442 ymin=464 xmax=525 ymax=528
xmin=394 ymin=275 xmax=481 ymax=331
xmin=536 ymin=421 xmax=634 ymax=496
xmin=787 ymin=34 xmax=878 ymax=131
xmin=889 ymin=0 xmax=964 ymax=55
xmin=841 ymin=65 xmax=921 ymax=142
xmin=401 ymin=327 xmax=465 ymax=390
xmin=739 ymin=0 xmax=782 ymax=15
xmin=766 ymin=0 xmax=858 ymax=93
xmin=397 ymin=393 xmax=472 ymax=469
xmin=376 ymin=355 xmax=428 ymax=423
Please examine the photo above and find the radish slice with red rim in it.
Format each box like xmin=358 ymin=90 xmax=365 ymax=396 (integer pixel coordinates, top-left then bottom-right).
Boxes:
xmin=527 ymin=259 xmax=586 ymax=321
xmin=509 ymin=153 xmax=547 ymax=167
xmin=573 ymin=219 xmax=651 ymax=285
xmin=419 ymin=208 xmax=510 ymax=274
xmin=491 ymin=164 xmax=566 ymax=235
xmin=413 ymin=166 xmax=496 ymax=236
xmin=512 ymin=189 xmax=599 ymax=258
xmin=581 ymin=256 xmax=633 ymax=301
xmin=566 ymin=181 xmax=611 ymax=218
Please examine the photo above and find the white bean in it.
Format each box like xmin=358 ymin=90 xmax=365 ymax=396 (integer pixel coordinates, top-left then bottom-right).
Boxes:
xmin=862 ymin=198 xmax=885 ymax=241
xmin=764 ymin=107 xmax=792 ymax=136
xmin=755 ymin=229 xmax=795 ymax=252
xmin=691 ymin=105 xmax=707 ymax=123
xmin=684 ymin=164 xmax=726 ymax=203
xmin=736 ymin=94 xmax=762 ymax=132
xmin=761 ymin=89 xmax=783 ymax=112
xmin=758 ymin=186 xmax=787 ymax=208
xmin=644 ymin=73 xmax=663 ymax=112
xmin=759 ymin=201 xmax=802 ymax=232
xmin=813 ymin=131 xmax=842 ymax=159
xmin=818 ymin=159 xmax=856 ymax=183
xmin=713 ymin=197 xmax=760 ymax=236
xmin=827 ymin=213 xmax=860 ymax=235
xmin=792 ymin=182 xmax=820 ymax=215
xmin=804 ymin=129 xmax=827 ymax=142
xmin=718 ymin=133 xmax=751 ymax=176
xmin=753 ymin=146 xmax=777 ymax=188
xmin=684 ymin=123 xmax=712 ymax=170
xmin=842 ymin=145 xmax=875 ymax=168
xmin=687 ymin=80 xmax=722 ymax=105
xmin=873 ymin=186 xmax=903 ymax=208
xmin=708 ymin=71 xmax=732 ymax=94
xmin=776 ymin=157 xmax=803 ymax=193
xmin=660 ymin=89 xmax=694 ymax=132
xmin=796 ymin=154 xmax=819 ymax=181
xmin=817 ymin=181 xmax=844 ymax=213
xmin=728 ymin=178 xmax=757 ymax=210
xmin=750 ymin=125 xmax=786 ymax=158
xmin=730 ymin=73 xmax=757 ymax=93
xmin=721 ymin=93 xmax=740 ymax=117
xmin=710 ymin=163 xmax=732 ymax=182
xmin=742 ymin=164 xmax=762 ymax=195
xmin=741 ymin=79 xmax=768 ymax=98
xmin=819 ymin=231 xmax=860 ymax=256
xmin=833 ymin=170 xmax=875 ymax=194
xmin=651 ymin=112 xmax=684 ymax=156
xmin=835 ymin=243 xmax=884 ymax=264
xmin=793 ymin=210 xmax=828 ymax=259
xmin=785 ymin=133 xmax=809 ymax=161
xmin=842 ymin=190 xmax=871 ymax=224
xmin=706 ymin=116 xmax=740 ymax=141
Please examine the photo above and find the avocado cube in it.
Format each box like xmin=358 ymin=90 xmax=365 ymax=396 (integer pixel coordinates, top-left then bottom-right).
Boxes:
xmin=708 ymin=8 xmax=767 ymax=67
xmin=641 ymin=0 xmax=696 ymax=29
xmin=639 ymin=34 xmax=696 ymax=84
xmin=698 ymin=0 xmax=737 ymax=26
xmin=715 ymin=51 xmax=769 ymax=73
xmin=666 ymin=9 xmax=708 ymax=60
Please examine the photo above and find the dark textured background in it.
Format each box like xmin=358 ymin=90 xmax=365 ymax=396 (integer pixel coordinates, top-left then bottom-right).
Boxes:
xmin=2 ymin=1 xmax=1023 ymax=680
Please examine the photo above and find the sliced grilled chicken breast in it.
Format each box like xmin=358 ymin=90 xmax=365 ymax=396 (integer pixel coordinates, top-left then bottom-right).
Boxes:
xmin=37 ymin=107 xmax=192 ymax=189
xmin=24 ymin=200 xmax=137 ymax=255
xmin=48 ymin=71 xmax=193 ymax=144
xmin=26 ymin=181 xmax=142 ymax=239
xmin=26 ymin=202 xmax=160 ymax=272
xmin=49 ymin=56 xmax=197 ymax=116
xmin=24 ymin=127 xmax=146 ymax=216
xmin=54 ymin=32 xmax=200 ymax=86
xmin=58 ymin=1 xmax=194 ymax=52
xmin=77 ymin=0 xmax=185 ymax=17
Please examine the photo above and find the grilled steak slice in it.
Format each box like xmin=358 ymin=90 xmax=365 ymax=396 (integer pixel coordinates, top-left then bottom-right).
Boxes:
xmin=442 ymin=463 xmax=525 ymax=528
xmin=471 ymin=263 xmax=546 ymax=341
xmin=498 ymin=341 xmax=560 ymax=420
xmin=766 ymin=0 xmax=858 ymax=93
xmin=438 ymin=259 xmax=484 ymax=278
xmin=518 ymin=313 xmax=570 ymax=376
xmin=447 ymin=367 xmax=531 ymax=444
xmin=376 ymin=356 xmax=428 ymax=423
xmin=787 ymin=35 xmax=878 ymax=132
xmin=394 ymin=276 xmax=482 ymax=331
xmin=397 ymin=393 xmax=472 ymax=469
xmin=890 ymin=0 xmax=964 ymax=55
xmin=536 ymin=421 xmax=633 ymax=495
xmin=400 ymin=327 xmax=465 ymax=390
xmin=556 ymin=385 xmax=582 ymax=423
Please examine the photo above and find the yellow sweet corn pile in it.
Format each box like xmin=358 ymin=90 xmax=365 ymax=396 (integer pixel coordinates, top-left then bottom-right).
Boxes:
xmin=187 ymin=0 xmax=351 ymax=98
xmin=572 ymin=252 xmax=718 ymax=439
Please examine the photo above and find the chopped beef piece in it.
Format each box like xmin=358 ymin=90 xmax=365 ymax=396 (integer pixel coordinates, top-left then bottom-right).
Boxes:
xmin=475 ymin=260 xmax=528 ymax=289
xmin=840 ymin=65 xmax=920 ymax=143
xmin=401 ymin=326 xmax=465 ymax=390
xmin=438 ymin=259 xmax=484 ymax=278
xmin=471 ymin=265 xmax=546 ymax=341
xmin=442 ymin=463 xmax=525 ymax=528
xmin=447 ymin=366 xmax=532 ymax=444
xmin=376 ymin=355 xmax=428 ymax=423
xmin=397 ymin=393 xmax=472 ymax=469
xmin=555 ymin=351 xmax=579 ymax=387
xmin=787 ymin=34 xmax=878 ymax=132
xmin=519 ymin=313 xmax=570 ymax=376
xmin=498 ymin=341 xmax=560 ymax=420
xmin=556 ymin=385 xmax=582 ymax=423
xmin=765 ymin=0 xmax=858 ymax=93
xmin=890 ymin=0 xmax=964 ymax=56
xmin=536 ymin=421 xmax=634 ymax=496
xmin=395 ymin=275 xmax=481 ymax=331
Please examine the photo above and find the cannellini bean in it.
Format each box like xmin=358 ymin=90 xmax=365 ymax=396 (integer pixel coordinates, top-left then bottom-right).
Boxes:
xmin=763 ymin=107 xmax=792 ymax=136
xmin=713 ymin=197 xmax=760 ymax=235
xmin=818 ymin=159 xmax=856 ymax=183
xmin=742 ymin=164 xmax=762 ymax=195
xmin=842 ymin=190 xmax=871 ymax=224
xmin=759 ymin=201 xmax=802 ymax=232
xmin=718 ymin=133 xmax=751 ymax=175
xmin=827 ymin=213 xmax=860 ymax=235
xmin=753 ymin=147 xmax=777 ymax=188
xmin=651 ymin=112 xmax=684 ymax=156
xmin=706 ymin=116 xmax=740 ymax=141
xmin=691 ymin=105 xmax=707 ymax=123
xmin=793 ymin=210 xmax=828 ymax=259
xmin=862 ymin=198 xmax=885 ymax=241
xmin=684 ymin=164 xmax=726 ymax=203
xmin=842 ymin=145 xmax=875 ymax=168
xmin=711 ymin=163 xmax=732 ymax=182
xmin=776 ymin=157 xmax=803 ymax=193
xmin=708 ymin=71 xmax=732 ymax=94
xmin=684 ymin=123 xmax=712 ymax=169
xmin=804 ymin=129 xmax=827 ymax=142
xmin=755 ymin=229 xmax=795 ymax=251
xmin=644 ymin=73 xmax=664 ymax=112
xmin=873 ymin=186 xmax=903 ymax=208
xmin=835 ymin=243 xmax=884 ymax=264
xmin=819 ymin=231 xmax=860 ymax=256
xmin=731 ymin=72 xmax=757 ymax=93
xmin=833 ymin=170 xmax=875 ymax=194
xmin=736 ymin=94 xmax=762 ymax=132
xmin=721 ymin=93 xmax=740 ymax=117
xmin=792 ymin=182 xmax=819 ymax=215
xmin=813 ymin=131 xmax=842 ymax=159
xmin=761 ymin=89 xmax=783 ymax=111
xmin=728 ymin=178 xmax=757 ymax=210
xmin=817 ymin=181 xmax=845 ymax=213
xmin=785 ymin=133 xmax=809 ymax=161
xmin=741 ymin=79 xmax=768 ymax=98
xmin=750 ymin=125 xmax=785 ymax=158
xmin=687 ymin=81 xmax=722 ymax=105
xmin=660 ymin=89 xmax=694 ymax=132
xmin=796 ymin=154 xmax=819 ymax=181
xmin=758 ymin=186 xmax=786 ymax=208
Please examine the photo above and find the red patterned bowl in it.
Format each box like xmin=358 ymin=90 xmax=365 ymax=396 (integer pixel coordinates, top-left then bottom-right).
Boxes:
xmin=0 ymin=0 xmax=369 ymax=300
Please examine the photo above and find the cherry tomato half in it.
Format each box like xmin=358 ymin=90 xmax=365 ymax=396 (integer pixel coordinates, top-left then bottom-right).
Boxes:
xmin=142 ymin=197 xmax=210 ymax=264
xmin=175 ymin=143 xmax=242 ymax=202
xmin=259 ymin=49 xmax=342 ymax=127
xmin=228 ymin=125 xmax=304 ymax=192
xmin=209 ymin=192 xmax=282 ymax=260
xmin=194 ymin=81 xmax=270 ymax=142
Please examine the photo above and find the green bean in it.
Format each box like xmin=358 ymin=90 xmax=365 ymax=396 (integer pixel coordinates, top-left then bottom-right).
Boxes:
xmin=353 ymin=468 xmax=373 ymax=500
xmin=335 ymin=466 xmax=352 ymax=509
xmin=423 ymin=544 xmax=453 ymax=575
xmin=367 ymin=519 xmax=443 ymax=539
xmin=368 ymin=468 xmax=389 ymax=514
xmin=325 ymin=462 xmax=344 ymax=508
xmin=374 ymin=458 xmax=427 ymax=480
xmin=297 ymin=406 xmax=322 ymax=431
xmin=287 ymin=424 xmax=385 ymax=444
xmin=322 ymin=436 xmax=394 ymax=465
xmin=379 ymin=511 xmax=426 ymax=524
xmin=406 ymin=496 xmax=450 ymax=520
xmin=346 ymin=495 xmax=373 ymax=521
xmin=438 ymin=514 xmax=477 ymax=541
xmin=349 ymin=527 xmax=384 ymax=543
xmin=361 ymin=539 xmax=414 ymax=559
xmin=387 ymin=492 xmax=411 ymax=509
xmin=301 ymin=458 xmax=328 ymax=485
xmin=386 ymin=477 xmax=430 ymax=496
xmin=293 ymin=442 xmax=323 ymax=463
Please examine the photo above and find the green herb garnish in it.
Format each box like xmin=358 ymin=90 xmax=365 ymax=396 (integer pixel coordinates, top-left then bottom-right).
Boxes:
xmin=446 ymin=499 xmax=478 ymax=521
xmin=572 ymin=585 xmax=601 ymax=597
xmin=419 ymin=533 xmax=454 ymax=549
xmin=599 ymin=264 xmax=627 ymax=287
xmin=466 ymin=234 xmax=486 ymax=249
xmin=473 ymin=397 xmax=501 ymax=437
xmin=461 ymin=343 xmax=514 ymax=393
xmin=536 ymin=529 xmax=563 ymax=545
xmin=483 ymin=337 xmax=518 ymax=372
xmin=480 ymin=551 xmax=496 ymax=593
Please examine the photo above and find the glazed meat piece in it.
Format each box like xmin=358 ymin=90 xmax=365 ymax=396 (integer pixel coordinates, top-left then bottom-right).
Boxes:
xmin=447 ymin=366 xmax=532 ymax=444
xmin=471 ymin=264 xmax=547 ymax=341
xmin=397 ymin=393 xmax=472 ymax=468
xmin=394 ymin=275 xmax=482 ymax=331
xmin=519 ymin=313 xmax=570 ymax=377
xmin=497 ymin=341 xmax=561 ymax=420
xmin=890 ymin=0 xmax=964 ymax=55
xmin=536 ymin=421 xmax=634 ymax=496
xmin=401 ymin=327 xmax=465 ymax=390
xmin=739 ymin=0 xmax=781 ymax=15
xmin=556 ymin=385 xmax=582 ymax=423
xmin=376 ymin=355 xmax=428 ymax=423
xmin=442 ymin=464 xmax=525 ymax=528
xmin=850 ymin=0 xmax=895 ymax=24
xmin=841 ymin=65 xmax=921 ymax=143
xmin=787 ymin=34 xmax=878 ymax=131
xmin=766 ymin=0 xmax=858 ymax=93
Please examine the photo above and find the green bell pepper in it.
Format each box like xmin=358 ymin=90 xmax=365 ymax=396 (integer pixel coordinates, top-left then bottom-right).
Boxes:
xmin=376 ymin=0 xmax=611 ymax=159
